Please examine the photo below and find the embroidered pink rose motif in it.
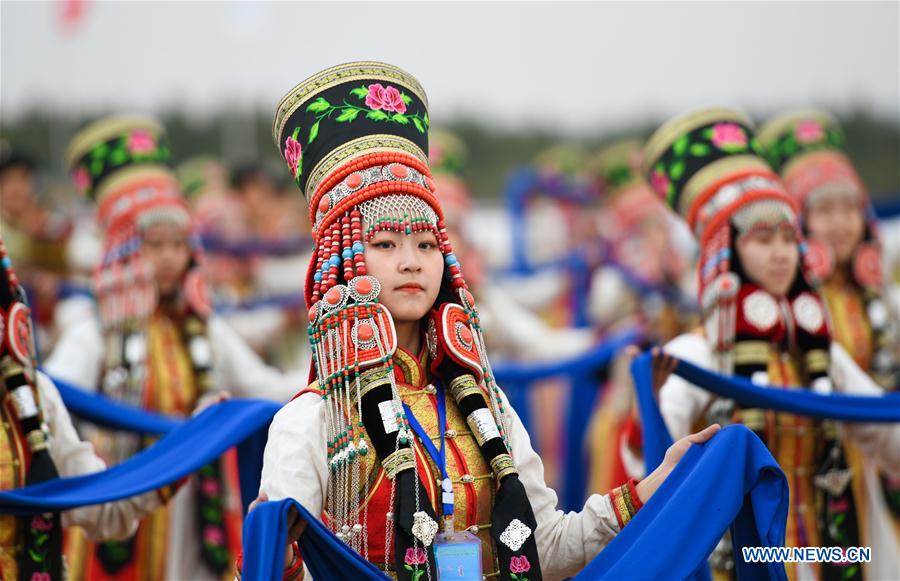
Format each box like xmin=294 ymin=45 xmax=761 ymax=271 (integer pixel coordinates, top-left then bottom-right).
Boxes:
xmin=365 ymin=83 xmax=407 ymax=114
xmin=827 ymin=497 xmax=849 ymax=513
xmin=30 ymin=515 xmax=53 ymax=532
xmin=710 ymin=123 xmax=747 ymax=150
xmin=382 ymin=86 xmax=407 ymax=114
xmin=284 ymin=136 xmax=302 ymax=177
xmin=404 ymin=547 xmax=428 ymax=565
xmin=73 ymin=166 xmax=91 ymax=193
xmin=795 ymin=120 xmax=824 ymax=144
xmin=649 ymin=170 xmax=670 ymax=197
xmin=510 ymin=555 xmax=531 ymax=573
xmin=127 ymin=130 xmax=156 ymax=154
xmin=31 ymin=573 xmax=52 ymax=581
xmin=203 ymin=524 xmax=225 ymax=545
xmin=200 ymin=477 xmax=221 ymax=496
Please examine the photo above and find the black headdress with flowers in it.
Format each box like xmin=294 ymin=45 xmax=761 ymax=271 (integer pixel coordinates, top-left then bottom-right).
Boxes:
xmin=274 ymin=62 xmax=541 ymax=580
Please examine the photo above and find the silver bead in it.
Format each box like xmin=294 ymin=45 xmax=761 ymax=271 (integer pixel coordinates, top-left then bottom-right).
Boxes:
xmin=341 ymin=524 xmax=351 ymax=534
xmin=460 ymin=474 xmax=474 ymax=484
xmin=386 ymin=511 xmax=394 ymax=520
xmin=352 ymin=523 xmax=363 ymax=533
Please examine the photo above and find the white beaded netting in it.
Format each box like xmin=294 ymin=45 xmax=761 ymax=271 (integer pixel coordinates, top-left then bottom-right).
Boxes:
xmin=731 ymin=199 xmax=798 ymax=237
xmin=358 ymin=194 xmax=440 ymax=241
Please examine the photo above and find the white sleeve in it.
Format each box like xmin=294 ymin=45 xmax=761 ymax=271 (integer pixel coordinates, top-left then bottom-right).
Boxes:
xmin=829 ymin=343 xmax=900 ymax=476
xmin=658 ymin=333 xmax=716 ymax=440
xmin=208 ymin=317 xmax=306 ymax=403
xmin=219 ymin=307 xmax=287 ymax=354
xmin=481 ymin=286 xmax=595 ymax=362
xmin=502 ymin=388 xmax=624 ymax=581
xmin=258 ymin=392 xmax=329 ymax=513
xmin=39 ymin=373 xmax=161 ymax=540
xmin=43 ymin=317 xmax=105 ymax=391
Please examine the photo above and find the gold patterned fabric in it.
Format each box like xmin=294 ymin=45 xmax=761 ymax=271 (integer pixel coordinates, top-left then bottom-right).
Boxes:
xmin=732 ymin=347 xmax=868 ymax=580
xmin=65 ymin=313 xmax=202 ymax=581
xmin=324 ymin=347 xmax=501 ymax=577
xmin=822 ymin=278 xmax=874 ymax=371
xmin=0 ymin=399 xmax=27 ymax=580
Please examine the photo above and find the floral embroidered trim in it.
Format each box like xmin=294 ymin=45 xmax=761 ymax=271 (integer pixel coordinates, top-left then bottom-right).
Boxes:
xmin=510 ymin=554 xmax=532 ymax=580
xmin=403 ymin=546 xmax=428 ymax=581
xmin=764 ymin=120 xmax=843 ymax=172
xmin=648 ymin=122 xmax=764 ymax=208
xmin=273 ymin=62 xmax=428 ymax=145
xmin=303 ymin=83 xmax=429 ymax=147
xmin=70 ymin=130 xmax=171 ymax=200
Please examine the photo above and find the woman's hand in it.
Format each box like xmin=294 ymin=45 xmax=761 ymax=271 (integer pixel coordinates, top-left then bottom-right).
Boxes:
xmin=248 ymin=492 xmax=307 ymax=568
xmin=192 ymin=391 xmax=232 ymax=416
xmin=650 ymin=347 xmax=678 ymax=397
xmin=634 ymin=423 xmax=721 ymax=503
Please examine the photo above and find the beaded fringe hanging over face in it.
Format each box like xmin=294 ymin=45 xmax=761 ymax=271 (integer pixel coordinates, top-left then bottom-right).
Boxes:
xmin=307 ymin=190 xmax=512 ymax=571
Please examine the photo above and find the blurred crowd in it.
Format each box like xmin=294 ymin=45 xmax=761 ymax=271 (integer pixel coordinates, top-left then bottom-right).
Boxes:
xmin=1 ymin=108 xmax=898 ymax=579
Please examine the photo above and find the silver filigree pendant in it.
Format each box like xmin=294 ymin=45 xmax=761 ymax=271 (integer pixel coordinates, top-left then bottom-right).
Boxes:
xmin=411 ymin=511 xmax=438 ymax=546
xmin=499 ymin=518 xmax=532 ymax=552
xmin=813 ymin=468 xmax=853 ymax=497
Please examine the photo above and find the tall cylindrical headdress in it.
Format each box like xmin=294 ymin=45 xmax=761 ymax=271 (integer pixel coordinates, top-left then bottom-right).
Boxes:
xmin=275 ymin=62 xmax=541 ymax=580
xmin=643 ymin=108 xmax=831 ymax=383
xmin=66 ymin=115 xmax=208 ymax=330
xmin=760 ymin=110 xmax=895 ymax=387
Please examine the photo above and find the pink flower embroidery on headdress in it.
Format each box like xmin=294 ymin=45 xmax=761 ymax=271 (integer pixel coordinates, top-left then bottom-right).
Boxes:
xmin=127 ymin=130 xmax=156 ymax=154
xmin=710 ymin=123 xmax=747 ymax=149
xmin=795 ymin=120 xmax=825 ymax=144
xmin=30 ymin=574 xmax=51 ymax=581
xmin=510 ymin=555 xmax=531 ymax=573
xmin=284 ymin=136 xmax=303 ymax=177
xmin=649 ymin=170 xmax=670 ymax=198
xmin=73 ymin=166 xmax=91 ymax=194
xmin=366 ymin=83 xmax=407 ymax=114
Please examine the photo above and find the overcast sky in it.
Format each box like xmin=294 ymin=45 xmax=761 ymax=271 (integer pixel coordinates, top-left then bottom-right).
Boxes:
xmin=2 ymin=1 xmax=898 ymax=135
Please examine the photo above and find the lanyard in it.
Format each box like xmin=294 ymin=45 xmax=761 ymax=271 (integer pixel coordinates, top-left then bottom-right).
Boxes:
xmin=402 ymin=381 xmax=454 ymax=520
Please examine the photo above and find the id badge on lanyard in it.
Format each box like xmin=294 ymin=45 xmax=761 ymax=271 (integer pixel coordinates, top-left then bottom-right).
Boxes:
xmin=404 ymin=382 xmax=483 ymax=580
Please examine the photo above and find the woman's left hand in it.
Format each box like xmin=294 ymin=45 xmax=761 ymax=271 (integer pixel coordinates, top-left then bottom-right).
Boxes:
xmin=192 ymin=391 xmax=232 ymax=416
xmin=635 ymin=423 xmax=721 ymax=503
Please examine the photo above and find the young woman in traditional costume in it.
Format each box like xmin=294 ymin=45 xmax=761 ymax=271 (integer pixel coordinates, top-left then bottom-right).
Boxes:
xmin=257 ymin=61 xmax=718 ymax=581
xmin=759 ymin=109 xmax=900 ymax=574
xmin=46 ymin=115 xmax=305 ymax=580
xmin=636 ymin=107 xmax=900 ymax=579
xmin=0 ymin=234 xmax=163 ymax=580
